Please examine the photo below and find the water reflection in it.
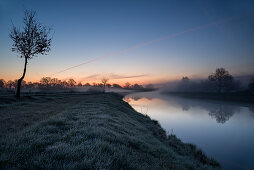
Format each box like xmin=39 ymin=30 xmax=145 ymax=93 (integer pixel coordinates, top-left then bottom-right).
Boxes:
xmin=125 ymin=93 xmax=242 ymax=124
xmin=124 ymin=91 xmax=254 ymax=170
xmin=208 ymin=105 xmax=239 ymax=123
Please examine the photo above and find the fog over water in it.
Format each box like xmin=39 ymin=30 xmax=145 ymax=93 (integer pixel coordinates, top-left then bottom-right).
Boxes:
xmin=124 ymin=91 xmax=254 ymax=170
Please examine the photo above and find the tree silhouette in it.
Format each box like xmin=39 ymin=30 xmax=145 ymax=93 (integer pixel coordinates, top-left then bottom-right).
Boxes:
xmin=10 ymin=10 xmax=52 ymax=98
xmin=68 ymin=79 xmax=76 ymax=87
xmin=84 ymin=83 xmax=91 ymax=87
xmin=77 ymin=82 xmax=83 ymax=87
xmin=208 ymin=68 xmax=233 ymax=93
xmin=182 ymin=76 xmax=190 ymax=81
xmin=0 ymin=79 xmax=5 ymax=88
xmin=50 ymin=78 xmax=60 ymax=87
xmin=61 ymin=81 xmax=69 ymax=88
xmin=132 ymin=83 xmax=143 ymax=90
xmin=40 ymin=77 xmax=51 ymax=87
xmin=6 ymin=80 xmax=14 ymax=89
xmin=113 ymin=83 xmax=122 ymax=88
xmin=124 ymin=82 xmax=131 ymax=89
xmin=101 ymin=78 xmax=109 ymax=92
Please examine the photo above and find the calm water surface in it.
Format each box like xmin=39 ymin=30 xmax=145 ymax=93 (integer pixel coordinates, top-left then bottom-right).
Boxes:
xmin=124 ymin=91 xmax=254 ymax=170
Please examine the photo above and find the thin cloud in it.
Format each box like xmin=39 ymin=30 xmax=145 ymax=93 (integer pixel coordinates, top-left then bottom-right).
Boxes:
xmin=109 ymin=73 xmax=149 ymax=80
xmin=79 ymin=73 xmax=149 ymax=81
xmin=79 ymin=74 xmax=100 ymax=81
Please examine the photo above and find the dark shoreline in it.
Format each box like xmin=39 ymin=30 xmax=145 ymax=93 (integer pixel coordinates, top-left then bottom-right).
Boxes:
xmin=162 ymin=91 xmax=254 ymax=104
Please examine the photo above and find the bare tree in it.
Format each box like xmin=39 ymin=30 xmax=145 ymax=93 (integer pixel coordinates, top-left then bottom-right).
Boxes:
xmin=101 ymin=78 xmax=109 ymax=92
xmin=10 ymin=10 xmax=52 ymax=98
xmin=124 ymin=82 xmax=131 ymax=89
xmin=0 ymin=79 xmax=5 ymax=88
xmin=6 ymin=80 xmax=15 ymax=89
xmin=77 ymin=82 xmax=83 ymax=87
xmin=112 ymin=83 xmax=122 ymax=88
xmin=84 ymin=83 xmax=91 ymax=87
xmin=68 ymin=79 xmax=76 ymax=87
xmin=40 ymin=77 xmax=51 ymax=87
xmin=50 ymin=78 xmax=61 ymax=87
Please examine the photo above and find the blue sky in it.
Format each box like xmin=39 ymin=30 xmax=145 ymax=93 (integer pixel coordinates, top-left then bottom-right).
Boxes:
xmin=0 ymin=0 xmax=254 ymax=84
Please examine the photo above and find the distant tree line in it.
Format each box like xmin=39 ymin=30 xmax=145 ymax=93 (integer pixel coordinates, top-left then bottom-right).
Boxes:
xmin=0 ymin=77 xmax=156 ymax=91
xmin=176 ymin=68 xmax=254 ymax=94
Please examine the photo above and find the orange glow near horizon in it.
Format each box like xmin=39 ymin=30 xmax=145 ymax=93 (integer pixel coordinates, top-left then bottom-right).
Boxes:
xmin=0 ymin=72 xmax=184 ymax=86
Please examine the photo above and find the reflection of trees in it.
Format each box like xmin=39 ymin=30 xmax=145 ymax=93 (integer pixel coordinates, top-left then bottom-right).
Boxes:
xmin=125 ymin=93 xmax=242 ymax=124
xmin=132 ymin=96 xmax=142 ymax=101
xmin=172 ymin=97 xmax=240 ymax=123
xmin=208 ymin=105 xmax=238 ymax=123
xmin=125 ymin=96 xmax=154 ymax=101
xmin=123 ymin=96 xmax=142 ymax=103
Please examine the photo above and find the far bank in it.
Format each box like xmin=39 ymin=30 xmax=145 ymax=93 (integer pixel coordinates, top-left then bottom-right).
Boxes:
xmin=162 ymin=91 xmax=254 ymax=104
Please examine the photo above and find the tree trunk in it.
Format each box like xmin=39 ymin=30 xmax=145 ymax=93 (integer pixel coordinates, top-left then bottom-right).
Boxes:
xmin=16 ymin=57 xmax=28 ymax=98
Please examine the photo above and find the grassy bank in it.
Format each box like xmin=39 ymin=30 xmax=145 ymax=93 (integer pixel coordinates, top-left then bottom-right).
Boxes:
xmin=163 ymin=91 xmax=254 ymax=104
xmin=0 ymin=92 xmax=220 ymax=169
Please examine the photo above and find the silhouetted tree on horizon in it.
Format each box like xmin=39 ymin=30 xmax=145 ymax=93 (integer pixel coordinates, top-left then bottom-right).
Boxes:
xmin=182 ymin=76 xmax=190 ymax=81
xmin=68 ymin=79 xmax=76 ymax=87
xmin=40 ymin=77 xmax=51 ymax=87
xmin=0 ymin=79 xmax=5 ymax=88
xmin=124 ymin=82 xmax=131 ymax=89
xmin=208 ymin=68 xmax=234 ymax=93
xmin=77 ymin=82 xmax=83 ymax=87
xmin=10 ymin=10 xmax=52 ymax=98
xmin=6 ymin=80 xmax=15 ymax=89
xmin=112 ymin=83 xmax=122 ymax=88
xmin=145 ymin=84 xmax=155 ymax=89
xmin=132 ymin=83 xmax=144 ymax=90
xmin=84 ymin=83 xmax=91 ymax=87
xmin=101 ymin=78 xmax=109 ymax=92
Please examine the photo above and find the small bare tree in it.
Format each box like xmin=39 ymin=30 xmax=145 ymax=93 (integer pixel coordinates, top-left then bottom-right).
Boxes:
xmin=101 ymin=78 xmax=109 ymax=92
xmin=10 ymin=10 xmax=52 ymax=98
xmin=68 ymin=78 xmax=76 ymax=87
xmin=0 ymin=79 xmax=5 ymax=88
xmin=124 ymin=82 xmax=131 ymax=89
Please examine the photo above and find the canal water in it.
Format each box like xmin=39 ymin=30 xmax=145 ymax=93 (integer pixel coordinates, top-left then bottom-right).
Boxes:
xmin=124 ymin=91 xmax=254 ymax=170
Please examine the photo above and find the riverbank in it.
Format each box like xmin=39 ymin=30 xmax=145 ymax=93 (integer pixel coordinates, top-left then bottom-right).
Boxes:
xmin=0 ymin=92 xmax=220 ymax=169
xmin=163 ymin=91 xmax=254 ymax=104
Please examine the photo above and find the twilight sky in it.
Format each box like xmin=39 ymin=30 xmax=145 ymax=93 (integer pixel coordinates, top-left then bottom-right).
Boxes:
xmin=0 ymin=0 xmax=254 ymax=85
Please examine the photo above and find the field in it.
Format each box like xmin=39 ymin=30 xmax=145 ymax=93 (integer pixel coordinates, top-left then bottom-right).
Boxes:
xmin=0 ymin=91 xmax=220 ymax=169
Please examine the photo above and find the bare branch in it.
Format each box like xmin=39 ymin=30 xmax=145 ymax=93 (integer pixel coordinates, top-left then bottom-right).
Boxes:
xmin=9 ymin=10 xmax=52 ymax=59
